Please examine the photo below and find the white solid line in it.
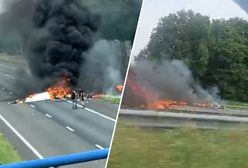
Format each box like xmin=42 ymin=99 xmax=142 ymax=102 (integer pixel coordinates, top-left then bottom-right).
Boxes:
xmin=63 ymin=99 xmax=116 ymax=122
xmin=30 ymin=104 xmax=36 ymax=108
xmin=85 ymin=107 xmax=116 ymax=122
xmin=4 ymin=74 xmax=16 ymax=80
xmin=0 ymin=114 xmax=44 ymax=159
xmin=95 ymin=144 xmax=104 ymax=150
xmin=66 ymin=126 xmax=75 ymax=132
xmin=45 ymin=114 xmax=52 ymax=119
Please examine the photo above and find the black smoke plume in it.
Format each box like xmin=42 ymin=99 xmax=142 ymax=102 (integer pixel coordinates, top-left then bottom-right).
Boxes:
xmin=123 ymin=59 xmax=218 ymax=107
xmin=1 ymin=0 xmax=99 ymax=95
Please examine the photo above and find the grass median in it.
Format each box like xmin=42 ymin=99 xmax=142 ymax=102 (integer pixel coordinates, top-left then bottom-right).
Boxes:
xmin=226 ymin=101 xmax=248 ymax=110
xmin=102 ymin=95 xmax=121 ymax=104
xmin=0 ymin=133 xmax=22 ymax=164
xmin=108 ymin=122 xmax=248 ymax=168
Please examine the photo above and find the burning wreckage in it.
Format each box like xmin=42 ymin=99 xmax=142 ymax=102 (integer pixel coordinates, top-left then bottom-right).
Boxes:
xmin=122 ymin=59 xmax=225 ymax=111
xmin=10 ymin=78 xmax=123 ymax=104
xmin=3 ymin=0 xmax=124 ymax=104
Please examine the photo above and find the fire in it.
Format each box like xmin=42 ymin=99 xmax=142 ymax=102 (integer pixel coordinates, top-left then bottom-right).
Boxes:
xmin=47 ymin=79 xmax=71 ymax=100
xmin=116 ymin=85 xmax=123 ymax=92
xmin=25 ymin=92 xmax=50 ymax=102
xmin=146 ymin=99 xmax=211 ymax=110
xmin=124 ymin=70 xmax=212 ymax=111
xmin=22 ymin=79 xmax=71 ymax=103
xmin=147 ymin=99 xmax=188 ymax=110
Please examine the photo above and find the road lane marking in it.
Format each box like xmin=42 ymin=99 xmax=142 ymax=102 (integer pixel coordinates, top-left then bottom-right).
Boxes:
xmin=0 ymin=63 xmax=16 ymax=70
xmin=95 ymin=144 xmax=104 ymax=150
xmin=63 ymin=99 xmax=116 ymax=122
xmin=0 ymin=114 xmax=44 ymax=159
xmin=84 ymin=107 xmax=116 ymax=122
xmin=4 ymin=74 xmax=16 ymax=80
xmin=45 ymin=114 xmax=52 ymax=119
xmin=66 ymin=126 xmax=75 ymax=132
xmin=2 ymin=87 xmax=5 ymax=90
xmin=9 ymin=91 xmax=13 ymax=95
xmin=30 ymin=104 xmax=36 ymax=108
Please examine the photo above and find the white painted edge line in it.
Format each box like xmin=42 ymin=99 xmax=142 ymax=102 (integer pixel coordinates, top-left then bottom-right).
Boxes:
xmin=84 ymin=108 xmax=116 ymax=122
xmin=95 ymin=144 xmax=104 ymax=150
xmin=30 ymin=104 xmax=36 ymax=108
xmin=45 ymin=114 xmax=52 ymax=119
xmin=66 ymin=126 xmax=75 ymax=132
xmin=4 ymin=74 xmax=16 ymax=80
xmin=63 ymin=99 xmax=116 ymax=122
xmin=0 ymin=114 xmax=44 ymax=159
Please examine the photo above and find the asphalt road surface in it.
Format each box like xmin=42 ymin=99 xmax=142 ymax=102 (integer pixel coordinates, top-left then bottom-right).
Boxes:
xmin=0 ymin=61 xmax=119 ymax=168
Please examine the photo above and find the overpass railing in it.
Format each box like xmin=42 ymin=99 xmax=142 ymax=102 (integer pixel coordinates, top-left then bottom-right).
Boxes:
xmin=0 ymin=148 xmax=109 ymax=168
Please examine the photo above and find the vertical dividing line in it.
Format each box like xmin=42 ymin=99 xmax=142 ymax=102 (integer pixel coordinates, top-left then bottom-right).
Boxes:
xmin=104 ymin=1 xmax=146 ymax=167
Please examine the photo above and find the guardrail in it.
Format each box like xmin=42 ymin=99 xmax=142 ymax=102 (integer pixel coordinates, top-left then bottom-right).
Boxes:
xmin=120 ymin=109 xmax=248 ymax=130
xmin=0 ymin=148 xmax=109 ymax=168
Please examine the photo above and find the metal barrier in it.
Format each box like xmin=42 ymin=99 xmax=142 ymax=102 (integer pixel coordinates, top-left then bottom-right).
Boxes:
xmin=0 ymin=148 xmax=109 ymax=168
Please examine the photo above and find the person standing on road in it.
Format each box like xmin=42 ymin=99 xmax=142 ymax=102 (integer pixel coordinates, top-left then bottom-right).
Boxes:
xmin=71 ymin=90 xmax=77 ymax=110
xmin=80 ymin=91 xmax=87 ymax=108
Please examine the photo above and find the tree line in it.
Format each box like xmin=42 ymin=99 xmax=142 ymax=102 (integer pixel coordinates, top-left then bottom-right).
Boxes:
xmin=138 ymin=10 xmax=248 ymax=102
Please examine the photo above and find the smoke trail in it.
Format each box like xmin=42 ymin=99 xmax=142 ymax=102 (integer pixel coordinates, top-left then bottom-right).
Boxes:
xmin=1 ymin=0 xmax=99 ymax=91
xmin=123 ymin=59 xmax=216 ymax=107
xmin=78 ymin=40 xmax=129 ymax=94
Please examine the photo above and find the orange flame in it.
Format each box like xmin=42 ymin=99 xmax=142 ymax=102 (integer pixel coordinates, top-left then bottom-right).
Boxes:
xmin=146 ymin=99 xmax=210 ymax=110
xmin=147 ymin=99 xmax=188 ymax=110
xmin=124 ymin=71 xmax=211 ymax=110
xmin=116 ymin=85 xmax=123 ymax=92
xmin=47 ymin=79 xmax=71 ymax=100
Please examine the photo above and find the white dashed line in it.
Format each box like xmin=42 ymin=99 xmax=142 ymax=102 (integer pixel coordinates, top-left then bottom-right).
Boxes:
xmin=95 ymin=144 xmax=104 ymax=150
xmin=0 ymin=114 xmax=44 ymax=159
xmin=30 ymin=104 xmax=36 ymax=108
xmin=9 ymin=91 xmax=13 ymax=95
xmin=4 ymin=74 xmax=16 ymax=80
xmin=45 ymin=114 xmax=52 ymax=119
xmin=66 ymin=126 xmax=75 ymax=132
xmin=2 ymin=87 xmax=5 ymax=90
xmin=63 ymin=99 xmax=116 ymax=122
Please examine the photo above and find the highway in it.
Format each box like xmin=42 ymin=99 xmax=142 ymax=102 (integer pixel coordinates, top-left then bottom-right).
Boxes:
xmin=0 ymin=61 xmax=118 ymax=168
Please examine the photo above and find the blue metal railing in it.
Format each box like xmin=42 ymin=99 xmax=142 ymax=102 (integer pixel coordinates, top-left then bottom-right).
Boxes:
xmin=0 ymin=148 xmax=109 ymax=168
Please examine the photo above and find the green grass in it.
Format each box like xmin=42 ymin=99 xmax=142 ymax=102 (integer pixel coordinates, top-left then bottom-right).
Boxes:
xmin=102 ymin=95 xmax=120 ymax=104
xmin=108 ymin=123 xmax=248 ymax=168
xmin=226 ymin=101 xmax=248 ymax=110
xmin=0 ymin=134 xmax=22 ymax=164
